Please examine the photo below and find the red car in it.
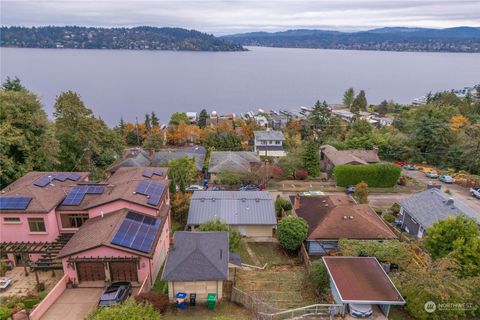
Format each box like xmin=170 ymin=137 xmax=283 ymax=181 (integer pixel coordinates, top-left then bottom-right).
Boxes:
xmin=393 ymin=161 xmax=406 ymax=167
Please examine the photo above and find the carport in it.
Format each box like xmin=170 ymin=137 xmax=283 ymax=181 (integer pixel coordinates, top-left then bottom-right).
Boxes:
xmin=323 ymin=256 xmax=405 ymax=317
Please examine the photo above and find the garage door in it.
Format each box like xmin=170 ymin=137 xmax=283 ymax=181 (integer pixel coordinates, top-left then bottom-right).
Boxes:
xmin=110 ymin=262 xmax=138 ymax=282
xmin=76 ymin=262 xmax=105 ymax=282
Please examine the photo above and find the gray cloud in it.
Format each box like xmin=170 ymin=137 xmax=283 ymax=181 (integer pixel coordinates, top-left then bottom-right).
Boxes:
xmin=1 ymin=0 xmax=479 ymax=34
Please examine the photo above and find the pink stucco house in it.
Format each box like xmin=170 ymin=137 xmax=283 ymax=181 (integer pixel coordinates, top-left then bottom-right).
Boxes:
xmin=0 ymin=167 xmax=171 ymax=287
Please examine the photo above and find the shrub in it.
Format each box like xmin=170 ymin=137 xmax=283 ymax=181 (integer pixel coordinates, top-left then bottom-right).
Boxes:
xmin=135 ymin=292 xmax=170 ymax=313
xmin=198 ymin=219 xmax=241 ymax=252
xmin=0 ymin=307 xmax=12 ymax=320
xmin=37 ymin=291 xmax=47 ymax=300
xmin=277 ymin=216 xmax=308 ymax=251
xmin=397 ymin=175 xmax=408 ymax=186
xmin=295 ymin=169 xmax=308 ymax=180
xmin=218 ymin=170 xmax=241 ymax=185
xmin=87 ymin=301 xmax=160 ymax=320
xmin=353 ymin=181 xmax=368 ymax=204
xmin=275 ymin=196 xmax=292 ymax=216
xmin=334 ymin=163 xmax=401 ymax=187
xmin=338 ymin=239 xmax=412 ymax=270
xmin=271 ymin=165 xmax=284 ymax=178
xmin=383 ymin=214 xmax=395 ymax=223
xmin=310 ymin=260 xmax=329 ymax=295
xmin=391 ymin=203 xmax=401 ymax=215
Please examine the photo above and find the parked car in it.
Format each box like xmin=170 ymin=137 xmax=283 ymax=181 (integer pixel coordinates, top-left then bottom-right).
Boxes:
xmin=240 ymin=184 xmax=260 ymax=191
xmin=210 ymin=186 xmax=225 ymax=191
xmin=425 ymin=171 xmax=438 ymax=179
xmin=185 ymin=185 xmax=204 ymax=192
xmin=393 ymin=161 xmax=406 ymax=167
xmin=98 ymin=282 xmax=132 ymax=307
xmin=302 ymin=191 xmax=325 ymax=196
xmin=439 ymin=175 xmax=455 ymax=184
xmin=349 ymin=303 xmax=373 ymax=318
xmin=471 ymin=187 xmax=480 ymax=199
xmin=346 ymin=186 xmax=355 ymax=195
xmin=403 ymin=164 xmax=415 ymax=170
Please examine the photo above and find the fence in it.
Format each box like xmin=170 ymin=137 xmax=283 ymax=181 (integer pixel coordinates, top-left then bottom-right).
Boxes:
xmin=231 ymin=287 xmax=344 ymax=320
xmin=30 ymin=275 xmax=69 ymax=320
xmin=298 ymin=243 xmax=311 ymax=273
xmin=137 ymin=274 xmax=151 ymax=296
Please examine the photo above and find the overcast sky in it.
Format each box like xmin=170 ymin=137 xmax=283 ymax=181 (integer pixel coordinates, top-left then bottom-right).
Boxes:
xmin=2 ymin=0 xmax=480 ymax=35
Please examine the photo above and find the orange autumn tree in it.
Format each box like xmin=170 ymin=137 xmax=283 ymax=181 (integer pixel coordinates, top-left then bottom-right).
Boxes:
xmin=450 ymin=115 xmax=470 ymax=131
xmin=167 ymin=122 xmax=201 ymax=146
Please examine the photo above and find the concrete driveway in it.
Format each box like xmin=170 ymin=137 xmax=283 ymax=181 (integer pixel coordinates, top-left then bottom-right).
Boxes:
xmin=41 ymin=288 xmax=102 ymax=320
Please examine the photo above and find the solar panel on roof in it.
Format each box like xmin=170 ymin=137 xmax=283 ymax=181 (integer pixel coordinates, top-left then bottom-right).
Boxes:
xmin=142 ymin=170 xmax=153 ymax=178
xmin=153 ymin=169 xmax=163 ymax=176
xmin=53 ymin=173 xmax=68 ymax=181
xmin=34 ymin=176 xmax=52 ymax=187
xmin=111 ymin=212 xmax=161 ymax=253
xmin=62 ymin=185 xmax=105 ymax=206
xmin=134 ymin=180 xmax=165 ymax=206
xmin=67 ymin=173 xmax=81 ymax=181
xmin=0 ymin=197 xmax=32 ymax=210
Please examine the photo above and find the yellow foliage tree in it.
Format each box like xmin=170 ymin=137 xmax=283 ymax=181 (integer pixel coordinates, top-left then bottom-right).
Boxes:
xmin=450 ymin=115 xmax=470 ymax=131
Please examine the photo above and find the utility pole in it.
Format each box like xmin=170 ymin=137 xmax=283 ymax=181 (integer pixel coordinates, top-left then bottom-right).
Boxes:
xmin=135 ymin=116 xmax=140 ymax=146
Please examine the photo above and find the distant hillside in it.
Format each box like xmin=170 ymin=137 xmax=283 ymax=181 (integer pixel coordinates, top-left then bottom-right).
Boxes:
xmin=0 ymin=26 xmax=245 ymax=51
xmin=222 ymin=27 xmax=480 ymax=52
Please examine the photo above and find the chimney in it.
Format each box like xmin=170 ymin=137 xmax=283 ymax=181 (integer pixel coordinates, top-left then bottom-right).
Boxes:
xmin=101 ymin=211 xmax=104 ymax=218
xmin=294 ymin=193 xmax=301 ymax=210
xmin=149 ymin=148 xmax=155 ymax=158
xmin=446 ymin=198 xmax=454 ymax=206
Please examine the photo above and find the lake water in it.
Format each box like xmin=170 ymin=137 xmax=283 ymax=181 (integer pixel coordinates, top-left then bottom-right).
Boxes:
xmin=1 ymin=46 xmax=479 ymax=126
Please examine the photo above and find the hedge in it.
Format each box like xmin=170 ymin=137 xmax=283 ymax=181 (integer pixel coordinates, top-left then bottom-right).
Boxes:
xmin=334 ymin=163 xmax=401 ymax=187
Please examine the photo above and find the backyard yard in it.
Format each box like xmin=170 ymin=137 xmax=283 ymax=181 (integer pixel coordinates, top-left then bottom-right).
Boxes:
xmin=234 ymin=243 xmax=322 ymax=310
xmin=162 ymin=301 xmax=251 ymax=320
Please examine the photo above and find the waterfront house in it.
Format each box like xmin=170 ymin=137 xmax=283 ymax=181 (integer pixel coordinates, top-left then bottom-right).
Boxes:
xmin=254 ymin=131 xmax=286 ymax=157
xmin=398 ymin=188 xmax=480 ymax=239
xmin=187 ymin=191 xmax=277 ymax=237
xmin=291 ymin=195 xmax=396 ymax=254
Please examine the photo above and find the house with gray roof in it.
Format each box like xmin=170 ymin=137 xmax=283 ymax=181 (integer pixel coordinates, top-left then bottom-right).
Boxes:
xmin=108 ymin=146 xmax=206 ymax=173
xmin=187 ymin=191 xmax=277 ymax=237
xmin=208 ymin=151 xmax=261 ymax=181
xmin=398 ymin=188 xmax=480 ymax=239
xmin=254 ymin=130 xmax=286 ymax=157
xmin=161 ymin=231 xmax=234 ymax=302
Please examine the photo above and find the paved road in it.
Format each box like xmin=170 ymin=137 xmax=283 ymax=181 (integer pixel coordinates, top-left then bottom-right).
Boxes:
xmin=403 ymin=170 xmax=480 ymax=213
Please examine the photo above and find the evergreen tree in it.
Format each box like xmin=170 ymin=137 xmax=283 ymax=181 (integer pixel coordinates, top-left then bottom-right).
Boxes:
xmin=150 ymin=111 xmax=159 ymax=127
xmin=198 ymin=109 xmax=208 ymax=128
xmin=2 ymin=76 xmax=24 ymax=91
xmin=144 ymin=113 xmax=151 ymax=133
xmin=308 ymin=100 xmax=332 ymax=141
xmin=378 ymin=100 xmax=388 ymax=116
xmin=169 ymin=180 xmax=177 ymax=194
xmin=352 ymin=90 xmax=367 ymax=112
xmin=119 ymin=117 xmax=125 ymax=133
xmin=302 ymin=141 xmax=320 ymax=177
xmin=343 ymin=87 xmax=355 ymax=108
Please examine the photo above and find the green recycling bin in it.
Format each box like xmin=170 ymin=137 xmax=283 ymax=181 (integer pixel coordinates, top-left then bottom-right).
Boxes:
xmin=207 ymin=293 xmax=217 ymax=310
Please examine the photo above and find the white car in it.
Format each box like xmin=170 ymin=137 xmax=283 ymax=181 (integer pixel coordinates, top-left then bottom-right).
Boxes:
xmin=471 ymin=187 xmax=480 ymax=199
xmin=185 ymin=185 xmax=204 ymax=192
xmin=302 ymin=191 xmax=325 ymax=196
xmin=349 ymin=304 xmax=373 ymax=318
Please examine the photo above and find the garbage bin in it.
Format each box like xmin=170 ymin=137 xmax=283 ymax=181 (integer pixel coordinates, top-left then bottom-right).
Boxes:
xmin=175 ymin=292 xmax=187 ymax=309
xmin=189 ymin=293 xmax=196 ymax=306
xmin=207 ymin=293 xmax=217 ymax=310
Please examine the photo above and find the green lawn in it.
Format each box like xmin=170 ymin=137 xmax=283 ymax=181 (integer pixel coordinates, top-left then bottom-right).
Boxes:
xmin=151 ymin=265 xmax=168 ymax=294
xmin=389 ymin=306 xmax=416 ymax=320
xmin=233 ymin=241 xmax=254 ymax=266
xmin=248 ymin=242 xmax=299 ymax=266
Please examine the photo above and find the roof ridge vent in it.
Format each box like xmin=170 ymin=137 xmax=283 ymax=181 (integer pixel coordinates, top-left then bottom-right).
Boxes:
xmin=241 ymin=198 xmax=246 ymax=202
xmin=343 ymin=216 xmax=347 ymax=220
xmin=349 ymin=216 xmax=354 ymax=220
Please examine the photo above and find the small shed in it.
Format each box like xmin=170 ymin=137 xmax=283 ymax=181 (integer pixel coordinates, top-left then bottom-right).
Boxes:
xmin=323 ymin=256 xmax=405 ymax=317
xmin=161 ymin=232 xmax=230 ymax=302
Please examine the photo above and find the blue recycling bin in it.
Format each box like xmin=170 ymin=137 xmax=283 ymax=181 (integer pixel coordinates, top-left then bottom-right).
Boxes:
xmin=175 ymin=292 xmax=187 ymax=309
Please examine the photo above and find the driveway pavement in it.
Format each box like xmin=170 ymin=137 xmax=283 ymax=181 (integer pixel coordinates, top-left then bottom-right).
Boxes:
xmin=41 ymin=288 xmax=102 ymax=320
